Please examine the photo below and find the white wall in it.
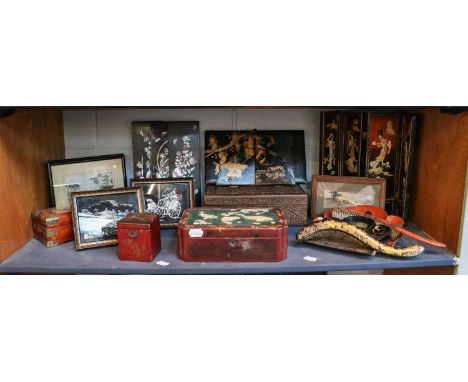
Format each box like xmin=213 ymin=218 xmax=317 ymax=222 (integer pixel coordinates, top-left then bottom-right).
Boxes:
xmin=63 ymin=108 xmax=321 ymax=185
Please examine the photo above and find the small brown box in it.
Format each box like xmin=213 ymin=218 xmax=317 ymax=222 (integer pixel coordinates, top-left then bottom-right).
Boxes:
xmin=117 ymin=213 xmax=161 ymax=262
xmin=31 ymin=208 xmax=74 ymax=247
xmin=203 ymin=185 xmax=308 ymax=226
xmin=178 ymin=207 xmax=288 ymax=262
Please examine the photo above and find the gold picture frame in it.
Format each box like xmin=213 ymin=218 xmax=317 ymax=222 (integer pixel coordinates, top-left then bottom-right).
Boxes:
xmin=71 ymin=187 xmax=144 ymax=250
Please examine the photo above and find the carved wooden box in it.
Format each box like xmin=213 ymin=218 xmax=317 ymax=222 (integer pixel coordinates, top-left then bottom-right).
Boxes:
xmin=178 ymin=208 xmax=288 ymax=262
xmin=203 ymin=185 xmax=308 ymax=226
xmin=31 ymin=208 xmax=74 ymax=247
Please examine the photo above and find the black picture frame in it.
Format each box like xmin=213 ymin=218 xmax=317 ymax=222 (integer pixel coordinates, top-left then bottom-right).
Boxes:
xmin=131 ymin=177 xmax=195 ymax=228
xmin=46 ymin=154 xmax=127 ymax=210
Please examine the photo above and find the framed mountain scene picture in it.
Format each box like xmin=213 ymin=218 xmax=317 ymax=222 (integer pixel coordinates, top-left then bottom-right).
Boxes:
xmin=311 ymin=175 xmax=386 ymax=218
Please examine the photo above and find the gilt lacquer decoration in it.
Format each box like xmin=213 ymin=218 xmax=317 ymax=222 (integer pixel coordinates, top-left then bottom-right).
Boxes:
xmin=204 ymin=130 xmax=306 ymax=185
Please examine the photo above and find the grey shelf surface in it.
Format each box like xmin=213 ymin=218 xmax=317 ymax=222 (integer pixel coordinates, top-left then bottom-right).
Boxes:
xmin=0 ymin=224 xmax=457 ymax=274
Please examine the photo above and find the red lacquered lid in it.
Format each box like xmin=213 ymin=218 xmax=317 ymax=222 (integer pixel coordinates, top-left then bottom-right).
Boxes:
xmin=117 ymin=213 xmax=159 ymax=230
xmin=31 ymin=208 xmax=72 ymax=227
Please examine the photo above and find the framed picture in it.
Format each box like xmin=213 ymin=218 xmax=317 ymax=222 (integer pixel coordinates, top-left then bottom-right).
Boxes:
xmin=71 ymin=187 xmax=144 ymax=250
xmin=311 ymin=175 xmax=386 ymax=217
xmin=131 ymin=178 xmax=195 ymax=227
xmin=132 ymin=121 xmax=201 ymax=205
xmin=47 ymin=154 xmax=127 ymax=210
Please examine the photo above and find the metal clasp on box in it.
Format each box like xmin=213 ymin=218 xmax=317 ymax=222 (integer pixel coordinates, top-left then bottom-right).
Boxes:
xmin=128 ymin=231 xmax=139 ymax=238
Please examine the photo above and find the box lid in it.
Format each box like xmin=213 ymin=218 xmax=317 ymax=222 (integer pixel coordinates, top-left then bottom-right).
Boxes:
xmin=117 ymin=213 xmax=159 ymax=229
xmin=31 ymin=208 xmax=72 ymax=227
xmin=182 ymin=208 xmax=283 ymax=227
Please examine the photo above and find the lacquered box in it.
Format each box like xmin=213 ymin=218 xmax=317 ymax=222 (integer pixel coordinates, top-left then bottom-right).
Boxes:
xmin=178 ymin=207 xmax=288 ymax=262
xmin=31 ymin=208 xmax=74 ymax=247
xmin=203 ymin=185 xmax=308 ymax=226
xmin=117 ymin=213 xmax=161 ymax=262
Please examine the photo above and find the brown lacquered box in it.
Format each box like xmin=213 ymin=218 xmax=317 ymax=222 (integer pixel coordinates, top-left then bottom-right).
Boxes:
xmin=31 ymin=208 xmax=74 ymax=247
xmin=203 ymin=185 xmax=308 ymax=226
xmin=178 ymin=207 xmax=288 ymax=262
xmin=117 ymin=213 xmax=161 ymax=262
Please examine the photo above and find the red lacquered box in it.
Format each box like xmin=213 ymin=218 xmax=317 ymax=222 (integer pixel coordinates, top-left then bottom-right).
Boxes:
xmin=178 ymin=208 xmax=288 ymax=262
xmin=31 ymin=208 xmax=74 ymax=247
xmin=117 ymin=213 xmax=161 ymax=262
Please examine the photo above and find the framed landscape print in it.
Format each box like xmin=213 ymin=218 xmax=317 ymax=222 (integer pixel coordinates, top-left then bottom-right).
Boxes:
xmin=204 ymin=130 xmax=306 ymax=185
xmin=131 ymin=178 xmax=195 ymax=227
xmin=132 ymin=121 xmax=201 ymax=205
xmin=311 ymin=175 xmax=386 ymax=217
xmin=71 ymin=188 xmax=144 ymax=250
xmin=47 ymin=154 xmax=127 ymax=210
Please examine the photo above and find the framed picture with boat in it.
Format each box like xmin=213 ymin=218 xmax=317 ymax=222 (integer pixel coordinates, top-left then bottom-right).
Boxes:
xmin=47 ymin=154 xmax=127 ymax=210
xmin=311 ymin=175 xmax=386 ymax=218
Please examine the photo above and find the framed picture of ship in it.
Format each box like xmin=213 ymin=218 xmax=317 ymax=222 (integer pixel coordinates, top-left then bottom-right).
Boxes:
xmin=131 ymin=178 xmax=195 ymax=227
xmin=311 ymin=175 xmax=386 ymax=217
xmin=70 ymin=188 xmax=144 ymax=250
xmin=47 ymin=154 xmax=127 ymax=210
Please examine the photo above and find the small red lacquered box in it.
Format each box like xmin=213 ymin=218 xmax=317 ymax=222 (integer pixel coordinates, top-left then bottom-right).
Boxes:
xmin=31 ymin=208 xmax=74 ymax=247
xmin=117 ymin=213 xmax=161 ymax=262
